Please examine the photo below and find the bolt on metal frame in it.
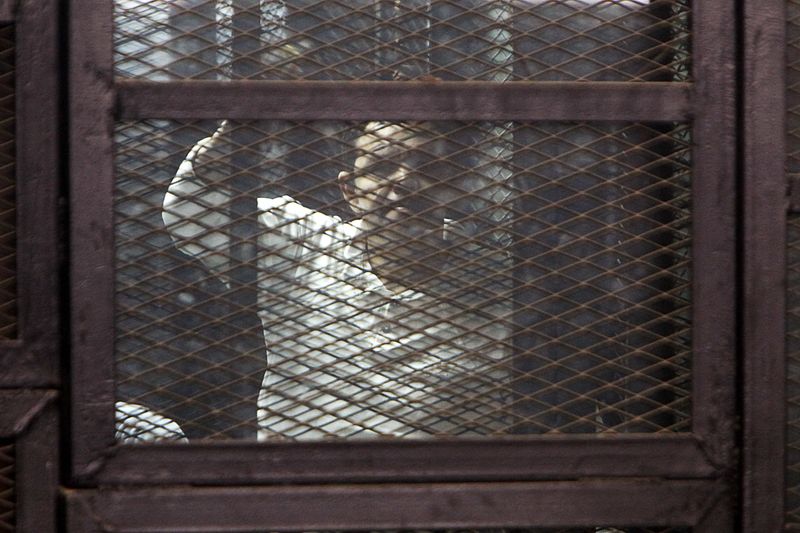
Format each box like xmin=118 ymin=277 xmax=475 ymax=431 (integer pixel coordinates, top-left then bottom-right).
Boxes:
xmin=69 ymin=0 xmax=737 ymax=530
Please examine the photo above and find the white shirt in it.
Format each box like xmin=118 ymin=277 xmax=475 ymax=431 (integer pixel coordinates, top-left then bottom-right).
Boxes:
xmin=252 ymin=197 xmax=513 ymax=440
xmin=164 ymin=132 xmax=515 ymax=440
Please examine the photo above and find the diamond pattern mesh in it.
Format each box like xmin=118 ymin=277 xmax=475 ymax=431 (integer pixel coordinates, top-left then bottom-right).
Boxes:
xmin=789 ymin=216 xmax=800 ymax=525
xmin=113 ymin=0 xmax=690 ymax=82
xmin=789 ymin=0 xmax=800 ymax=525
xmin=115 ymin=119 xmax=691 ymax=441
xmin=0 ymin=443 xmax=13 ymax=532
xmin=0 ymin=25 xmax=14 ymax=340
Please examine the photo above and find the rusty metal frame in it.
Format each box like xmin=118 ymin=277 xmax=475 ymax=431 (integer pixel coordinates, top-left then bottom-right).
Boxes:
xmin=0 ymin=0 xmax=61 ymax=388
xmin=742 ymin=0 xmax=789 ymax=532
xmin=69 ymin=0 xmax=738 ymax=528
xmin=66 ymin=479 xmax=730 ymax=532
xmin=0 ymin=390 xmax=59 ymax=532
xmin=0 ymin=0 xmax=62 ymax=531
xmin=116 ymin=80 xmax=692 ymax=121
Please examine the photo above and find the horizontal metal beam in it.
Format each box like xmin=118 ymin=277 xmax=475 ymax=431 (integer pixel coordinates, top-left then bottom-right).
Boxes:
xmin=65 ymin=479 xmax=724 ymax=531
xmin=116 ymin=80 xmax=693 ymax=122
xmin=92 ymin=435 xmax=717 ymax=485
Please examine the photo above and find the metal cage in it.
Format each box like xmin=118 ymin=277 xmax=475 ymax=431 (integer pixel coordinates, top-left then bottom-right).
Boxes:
xmin=68 ymin=0 xmax=736 ymax=530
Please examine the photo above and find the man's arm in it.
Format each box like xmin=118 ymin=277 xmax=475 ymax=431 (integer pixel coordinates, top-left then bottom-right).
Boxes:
xmin=163 ymin=123 xmax=341 ymax=278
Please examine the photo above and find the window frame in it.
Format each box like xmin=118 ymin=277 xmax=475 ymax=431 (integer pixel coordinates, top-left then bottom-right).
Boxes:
xmin=68 ymin=0 xmax=737 ymax=529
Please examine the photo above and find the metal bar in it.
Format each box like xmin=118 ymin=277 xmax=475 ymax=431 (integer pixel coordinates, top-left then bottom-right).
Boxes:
xmin=15 ymin=398 xmax=58 ymax=533
xmin=64 ymin=479 xmax=720 ymax=531
xmin=0 ymin=0 xmax=60 ymax=387
xmin=116 ymin=80 xmax=693 ymax=121
xmin=91 ymin=435 xmax=717 ymax=485
xmin=743 ymin=0 xmax=788 ymax=531
xmin=69 ymin=0 xmax=117 ymax=482
xmin=690 ymin=0 xmax=738 ymax=468
xmin=0 ymin=0 xmax=13 ymax=24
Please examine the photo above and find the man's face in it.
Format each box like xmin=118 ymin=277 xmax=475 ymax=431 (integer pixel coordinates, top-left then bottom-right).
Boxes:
xmin=341 ymin=123 xmax=465 ymax=289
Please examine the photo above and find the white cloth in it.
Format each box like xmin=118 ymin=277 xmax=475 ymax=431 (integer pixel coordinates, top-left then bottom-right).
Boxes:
xmin=251 ymin=197 xmax=513 ymax=440
xmin=164 ymin=135 xmax=514 ymax=440
xmin=115 ymin=401 xmax=188 ymax=443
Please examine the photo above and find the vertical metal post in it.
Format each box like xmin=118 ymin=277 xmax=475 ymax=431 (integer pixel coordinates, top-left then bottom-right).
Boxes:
xmin=742 ymin=0 xmax=787 ymax=529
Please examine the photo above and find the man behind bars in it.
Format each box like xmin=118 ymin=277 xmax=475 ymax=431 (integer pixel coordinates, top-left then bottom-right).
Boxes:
xmin=162 ymin=121 xmax=514 ymax=440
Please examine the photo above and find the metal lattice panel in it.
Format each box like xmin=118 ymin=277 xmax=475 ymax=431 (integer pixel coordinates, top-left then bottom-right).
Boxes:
xmin=114 ymin=120 xmax=691 ymax=441
xmin=0 ymin=443 xmax=13 ymax=532
xmin=113 ymin=0 xmax=690 ymax=82
xmin=790 ymin=0 xmax=800 ymax=178
xmin=789 ymin=0 xmax=800 ymax=525
xmin=0 ymin=25 xmax=14 ymax=340
xmin=789 ymin=217 xmax=800 ymax=524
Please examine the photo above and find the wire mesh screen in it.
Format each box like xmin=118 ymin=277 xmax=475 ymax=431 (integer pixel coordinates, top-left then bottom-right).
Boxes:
xmin=0 ymin=25 xmax=14 ymax=340
xmin=113 ymin=0 xmax=690 ymax=82
xmin=788 ymin=216 xmax=800 ymax=525
xmin=0 ymin=443 xmax=13 ymax=532
xmin=114 ymin=120 xmax=691 ymax=442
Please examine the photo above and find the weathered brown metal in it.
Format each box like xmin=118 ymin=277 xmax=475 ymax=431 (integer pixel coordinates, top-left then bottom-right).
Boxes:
xmin=0 ymin=391 xmax=58 ymax=533
xmin=688 ymin=0 xmax=737 ymax=471
xmin=0 ymin=0 xmax=60 ymax=387
xmin=116 ymin=80 xmax=693 ymax=121
xmin=694 ymin=488 xmax=735 ymax=533
xmin=65 ymin=479 xmax=723 ymax=531
xmin=92 ymin=435 xmax=717 ymax=485
xmin=69 ymin=0 xmax=738 ymax=530
xmin=0 ymin=0 xmax=61 ymax=529
xmin=13 ymin=399 xmax=58 ymax=532
xmin=743 ymin=0 xmax=788 ymax=530
xmin=0 ymin=390 xmax=57 ymax=437
xmin=0 ymin=0 xmax=13 ymax=24
xmin=69 ymin=0 xmax=117 ymax=481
